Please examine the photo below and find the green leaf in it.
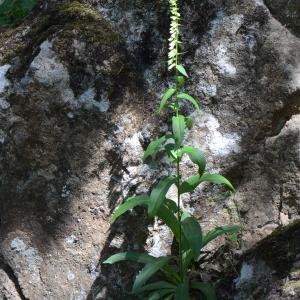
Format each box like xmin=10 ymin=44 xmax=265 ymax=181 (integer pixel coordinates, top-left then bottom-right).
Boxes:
xmin=164 ymin=198 xmax=178 ymax=214
xmin=181 ymin=217 xmax=202 ymax=259
xmin=174 ymin=280 xmax=189 ymax=300
xmin=157 ymin=204 xmax=180 ymax=240
xmin=134 ymin=281 xmax=176 ymax=294
xmin=180 ymin=145 xmax=206 ymax=175
xmin=176 ymin=76 xmax=185 ymax=88
xmin=112 ymin=195 xmax=149 ymax=223
xmin=177 ymin=93 xmax=200 ymax=111
xmin=180 ymin=174 xmax=201 ymax=194
xmin=180 ymin=172 xmax=234 ymax=194
xmin=160 ymin=265 xmax=181 ymax=285
xmin=159 ymin=88 xmax=176 ymax=113
xmin=172 ymin=115 xmax=185 ymax=147
xmin=176 ymin=64 xmax=188 ymax=77
xmin=191 ymin=282 xmax=216 ymax=300
xmin=103 ymin=252 xmax=155 ymax=264
xmin=148 ymin=176 xmax=177 ymax=218
xmin=181 ymin=210 xmax=191 ymax=221
xmin=143 ymin=135 xmax=167 ymax=160
xmin=199 ymin=173 xmax=235 ymax=192
xmin=202 ymin=225 xmax=240 ymax=247
xmin=144 ymin=289 xmax=174 ymax=300
xmin=182 ymin=249 xmax=194 ymax=273
xmin=164 ymin=143 xmax=177 ymax=162
xmin=132 ymin=256 xmax=171 ymax=293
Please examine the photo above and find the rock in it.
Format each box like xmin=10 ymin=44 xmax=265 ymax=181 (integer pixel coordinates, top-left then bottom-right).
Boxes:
xmin=0 ymin=0 xmax=299 ymax=299
xmin=0 ymin=265 xmax=22 ymax=300
xmin=231 ymin=220 xmax=300 ymax=299
xmin=264 ymin=0 xmax=300 ymax=38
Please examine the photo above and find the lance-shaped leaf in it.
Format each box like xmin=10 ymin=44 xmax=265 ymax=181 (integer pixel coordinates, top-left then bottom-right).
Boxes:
xmin=160 ymin=265 xmax=181 ymax=285
xmin=191 ymin=282 xmax=216 ymax=300
xmin=180 ymin=172 xmax=234 ymax=194
xmin=134 ymin=281 xmax=176 ymax=294
xmin=112 ymin=195 xmax=150 ymax=223
xmin=132 ymin=256 xmax=171 ymax=293
xmin=143 ymin=135 xmax=167 ymax=161
xmin=202 ymin=225 xmax=240 ymax=247
xmin=181 ymin=217 xmax=202 ymax=259
xmin=144 ymin=289 xmax=174 ymax=300
xmin=159 ymin=88 xmax=176 ymax=113
xmin=148 ymin=176 xmax=177 ymax=218
xmin=103 ymin=252 xmax=155 ymax=265
xmin=177 ymin=93 xmax=200 ymax=111
xmin=180 ymin=174 xmax=201 ymax=194
xmin=182 ymin=249 xmax=193 ymax=273
xmin=180 ymin=145 xmax=206 ymax=175
xmin=157 ymin=204 xmax=180 ymax=240
xmin=174 ymin=280 xmax=189 ymax=300
xmin=176 ymin=64 xmax=188 ymax=77
xmin=199 ymin=173 xmax=235 ymax=192
xmin=164 ymin=198 xmax=178 ymax=214
xmin=172 ymin=115 xmax=185 ymax=147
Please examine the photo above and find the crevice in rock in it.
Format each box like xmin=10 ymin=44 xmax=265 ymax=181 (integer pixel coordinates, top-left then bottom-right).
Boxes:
xmin=0 ymin=255 xmax=29 ymax=300
xmin=278 ymin=185 xmax=283 ymax=223
xmin=270 ymin=90 xmax=300 ymax=136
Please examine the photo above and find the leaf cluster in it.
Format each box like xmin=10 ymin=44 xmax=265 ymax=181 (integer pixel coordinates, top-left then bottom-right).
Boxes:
xmin=103 ymin=0 xmax=240 ymax=299
xmin=104 ymin=113 xmax=238 ymax=299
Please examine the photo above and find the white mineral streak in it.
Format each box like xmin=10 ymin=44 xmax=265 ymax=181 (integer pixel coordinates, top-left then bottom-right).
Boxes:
xmin=192 ymin=113 xmax=240 ymax=157
xmin=216 ymin=44 xmax=236 ymax=75
xmin=29 ymin=40 xmax=110 ymax=112
xmin=0 ymin=64 xmax=11 ymax=93
xmin=124 ymin=133 xmax=143 ymax=158
xmin=10 ymin=237 xmax=43 ymax=283
xmin=146 ymin=223 xmax=172 ymax=257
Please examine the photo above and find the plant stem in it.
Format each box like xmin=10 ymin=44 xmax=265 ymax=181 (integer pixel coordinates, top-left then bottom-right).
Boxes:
xmin=176 ymin=156 xmax=183 ymax=282
xmin=172 ymin=0 xmax=183 ymax=281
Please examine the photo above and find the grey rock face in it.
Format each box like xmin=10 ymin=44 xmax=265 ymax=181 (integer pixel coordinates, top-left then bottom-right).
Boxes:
xmin=0 ymin=0 xmax=299 ymax=299
xmin=265 ymin=0 xmax=300 ymax=38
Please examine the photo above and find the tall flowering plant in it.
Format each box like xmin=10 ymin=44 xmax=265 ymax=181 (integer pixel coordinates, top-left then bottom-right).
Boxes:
xmin=104 ymin=1 xmax=239 ymax=299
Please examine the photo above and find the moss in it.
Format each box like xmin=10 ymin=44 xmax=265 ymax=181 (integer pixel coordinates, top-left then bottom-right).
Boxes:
xmin=0 ymin=0 xmax=121 ymax=76
xmin=59 ymin=1 xmax=102 ymax=21
xmin=57 ymin=1 xmax=120 ymax=46
xmin=290 ymin=268 xmax=300 ymax=278
xmin=284 ymin=280 xmax=300 ymax=292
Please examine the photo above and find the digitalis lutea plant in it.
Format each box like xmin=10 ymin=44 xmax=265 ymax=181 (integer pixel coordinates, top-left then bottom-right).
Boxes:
xmin=103 ymin=0 xmax=239 ymax=299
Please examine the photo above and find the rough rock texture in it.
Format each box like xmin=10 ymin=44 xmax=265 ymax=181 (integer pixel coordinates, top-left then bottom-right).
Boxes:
xmin=0 ymin=0 xmax=299 ymax=299
xmin=233 ymin=220 xmax=300 ymax=300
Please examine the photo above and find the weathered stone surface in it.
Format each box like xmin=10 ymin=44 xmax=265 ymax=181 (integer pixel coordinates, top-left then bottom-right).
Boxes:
xmin=0 ymin=0 xmax=299 ymax=299
xmin=265 ymin=0 xmax=300 ymax=38
xmin=0 ymin=266 xmax=22 ymax=300
xmin=232 ymin=220 xmax=300 ymax=299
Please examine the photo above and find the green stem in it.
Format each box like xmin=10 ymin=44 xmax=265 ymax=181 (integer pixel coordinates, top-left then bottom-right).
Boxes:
xmin=176 ymin=156 xmax=183 ymax=282
xmin=174 ymin=0 xmax=179 ymax=116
